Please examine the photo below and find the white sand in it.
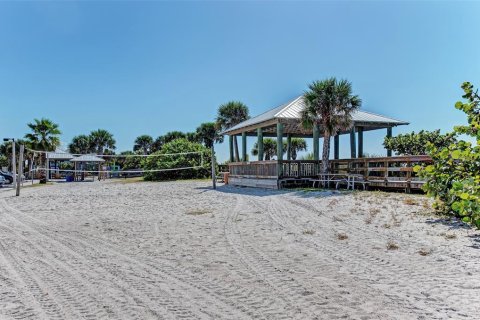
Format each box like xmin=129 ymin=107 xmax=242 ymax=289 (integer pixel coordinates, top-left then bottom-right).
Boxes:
xmin=0 ymin=180 xmax=479 ymax=319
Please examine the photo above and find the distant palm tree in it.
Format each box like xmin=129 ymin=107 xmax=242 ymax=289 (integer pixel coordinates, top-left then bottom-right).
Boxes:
xmin=24 ymin=118 xmax=61 ymax=151
xmin=89 ymin=129 xmax=116 ymax=155
xmin=152 ymin=136 xmax=165 ymax=153
xmin=163 ymin=131 xmax=187 ymax=144
xmin=68 ymin=135 xmax=92 ymax=154
xmin=196 ymin=122 xmax=224 ymax=149
xmin=134 ymin=135 xmax=154 ymax=155
xmin=289 ymin=138 xmax=308 ymax=160
xmin=301 ymin=78 xmax=361 ymax=174
xmin=252 ymin=138 xmax=284 ymax=160
xmin=216 ymin=101 xmax=250 ymax=162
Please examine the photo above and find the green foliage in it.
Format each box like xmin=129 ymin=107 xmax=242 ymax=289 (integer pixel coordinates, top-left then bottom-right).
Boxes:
xmin=196 ymin=122 xmax=224 ymax=149
xmin=415 ymin=82 xmax=480 ymax=228
xmin=251 ymin=138 xmax=281 ymax=160
xmin=0 ymin=155 xmax=8 ymax=168
xmin=143 ymin=139 xmax=212 ymax=181
xmin=301 ymin=78 xmax=361 ymax=173
xmin=384 ymin=130 xmax=456 ymax=155
xmin=24 ymin=118 xmax=61 ymax=151
xmin=69 ymin=134 xmax=92 ymax=154
xmin=133 ymin=135 xmax=154 ymax=155
xmin=89 ymin=129 xmax=116 ymax=155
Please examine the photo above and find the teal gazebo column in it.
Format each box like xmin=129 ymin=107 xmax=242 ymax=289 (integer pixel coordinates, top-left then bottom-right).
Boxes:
xmin=257 ymin=128 xmax=264 ymax=161
xmin=276 ymin=123 xmax=284 ymax=177
xmin=313 ymin=125 xmax=320 ymax=161
xmin=386 ymin=127 xmax=393 ymax=157
xmin=241 ymin=132 xmax=247 ymax=162
xmin=350 ymin=127 xmax=357 ymax=158
xmin=286 ymin=134 xmax=292 ymax=161
xmin=334 ymin=134 xmax=340 ymax=160
xmin=229 ymin=135 xmax=234 ymax=162
xmin=358 ymin=127 xmax=364 ymax=158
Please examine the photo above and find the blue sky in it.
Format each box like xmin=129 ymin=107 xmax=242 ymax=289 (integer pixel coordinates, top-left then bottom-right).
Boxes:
xmin=1 ymin=1 xmax=479 ymax=161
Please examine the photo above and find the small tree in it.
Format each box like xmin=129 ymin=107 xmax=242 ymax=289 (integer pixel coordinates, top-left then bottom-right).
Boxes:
xmin=301 ymin=78 xmax=361 ymax=174
xmin=134 ymin=135 xmax=154 ymax=155
xmin=216 ymin=101 xmax=250 ymax=161
xmin=289 ymin=138 xmax=307 ymax=160
xmin=384 ymin=130 xmax=456 ymax=155
xmin=416 ymin=82 xmax=480 ymax=227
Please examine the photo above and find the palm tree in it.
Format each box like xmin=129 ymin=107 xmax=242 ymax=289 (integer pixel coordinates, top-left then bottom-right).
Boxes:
xmin=68 ymin=135 xmax=92 ymax=154
xmin=24 ymin=118 xmax=61 ymax=151
xmin=301 ymin=78 xmax=361 ymax=174
xmin=163 ymin=131 xmax=187 ymax=144
xmin=289 ymin=138 xmax=307 ymax=160
xmin=133 ymin=135 xmax=154 ymax=155
xmin=89 ymin=129 xmax=116 ymax=155
xmin=251 ymin=138 xmax=284 ymax=160
xmin=196 ymin=122 xmax=224 ymax=149
xmin=152 ymin=136 xmax=165 ymax=153
xmin=216 ymin=101 xmax=250 ymax=161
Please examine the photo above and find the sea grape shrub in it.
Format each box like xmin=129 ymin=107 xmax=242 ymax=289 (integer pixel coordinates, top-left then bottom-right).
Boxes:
xmin=142 ymin=138 xmax=213 ymax=181
xmin=415 ymin=82 xmax=480 ymax=227
xmin=383 ymin=130 xmax=456 ymax=156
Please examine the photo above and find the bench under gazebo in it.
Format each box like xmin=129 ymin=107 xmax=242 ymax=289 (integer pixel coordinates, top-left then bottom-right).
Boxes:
xmin=222 ymin=96 xmax=432 ymax=190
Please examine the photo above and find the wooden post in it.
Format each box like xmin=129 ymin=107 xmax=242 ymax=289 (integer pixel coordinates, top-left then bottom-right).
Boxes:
xmin=286 ymin=134 xmax=292 ymax=161
xmin=16 ymin=145 xmax=24 ymax=196
xmin=45 ymin=151 xmax=49 ymax=182
xmin=358 ymin=127 xmax=364 ymax=158
xmin=350 ymin=127 xmax=357 ymax=159
xmin=11 ymin=140 xmax=16 ymax=190
xmin=313 ymin=125 xmax=320 ymax=161
xmin=229 ymin=135 xmax=234 ymax=162
xmin=386 ymin=127 xmax=393 ymax=157
xmin=334 ymin=134 xmax=339 ymax=160
xmin=211 ymin=145 xmax=216 ymax=189
xmin=276 ymin=123 xmax=284 ymax=177
xmin=241 ymin=132 xmax=247 ymax=162
xmin=257 ymin=128 xmax=264 ymax=161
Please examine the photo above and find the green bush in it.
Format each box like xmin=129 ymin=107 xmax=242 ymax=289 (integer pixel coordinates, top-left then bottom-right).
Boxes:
xmin=142 ymin=139 xmax=213 ymax=181
xmin=415 ymin=82 xmax=480 ymax=227
xmin=384 ymin=130 xmax=456 ymax=155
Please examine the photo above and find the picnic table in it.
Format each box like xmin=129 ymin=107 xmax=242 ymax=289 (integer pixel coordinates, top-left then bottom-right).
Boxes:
xmin=312 ymin=173 xmax=369 ymax=190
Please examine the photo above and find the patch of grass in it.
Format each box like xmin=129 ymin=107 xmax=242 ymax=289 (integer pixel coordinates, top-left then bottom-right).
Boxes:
xmin=185 ymin=209 xmax=211 ymax=216
xmin=444 ymin=233 xmax=457 ymax=240
xmin=115 ymin=177 xmax=145 ymax=184
xmin=403 ymin=198 xmax=419 ymax=206
xmin=382 ymin=223 xmax=391 ymax=229
xmin=303 ymin=229 xmax=315 ymax=235
xmin=418 ymin=248 xmax=432 ymax=256
xmin=387 ymin=241 xmax=399 ymax=250
xmin=336 ymin=232 xmax=348 ymax=240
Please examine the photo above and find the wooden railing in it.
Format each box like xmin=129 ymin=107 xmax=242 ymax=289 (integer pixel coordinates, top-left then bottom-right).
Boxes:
xmin=228 ymin=156 xmax=433 ymax=189
xmin=228 ymin=160 xmax=278 ymax=178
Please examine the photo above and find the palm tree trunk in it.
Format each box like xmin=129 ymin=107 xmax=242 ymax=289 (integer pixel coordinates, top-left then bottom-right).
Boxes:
xmin=321 ymin=134 xmax=331 ymax=174
xmin=233 ymin=136 xmax=240 ymax=162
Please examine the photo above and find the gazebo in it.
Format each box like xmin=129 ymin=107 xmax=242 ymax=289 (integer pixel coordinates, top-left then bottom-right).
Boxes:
xmin=223 ymin=96 xmax=432 ymax=190
xmin=46 ymin=149 xmax=73 ymax=179
xmin=70 ymin=154 xmax=105 ymax=181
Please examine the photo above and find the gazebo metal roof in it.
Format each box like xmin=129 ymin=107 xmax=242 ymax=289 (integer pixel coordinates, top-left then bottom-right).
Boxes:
xmin=70 ymin=155 xmax=105 ymax=162
xmin=47 ymin=149 xmax=74 ymax=160
xmin=223 ymin=96 xmax=409 ymax=137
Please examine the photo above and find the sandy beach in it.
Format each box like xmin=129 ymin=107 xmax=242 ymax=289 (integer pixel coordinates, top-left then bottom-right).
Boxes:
xmin=0 ymin=180 xmax=479 ymax=319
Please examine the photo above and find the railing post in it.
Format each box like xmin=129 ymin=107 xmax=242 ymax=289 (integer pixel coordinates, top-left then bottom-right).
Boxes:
xmin=277 ymin=123 xmax=284 ymax=177
xmin=257 ymin=128 xmax=264 ymax=161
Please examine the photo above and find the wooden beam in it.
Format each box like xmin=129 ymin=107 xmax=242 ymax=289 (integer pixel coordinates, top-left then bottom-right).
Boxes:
xmin=386 ymin=127 xmax=393 ymax=157
xmin=286 ymin=134 xmax=292 ymax=160
xmin=350 ymin=127 xmax=357 ymax=158
xmin=276 ymin=123 xmax=284 ymax=176
xmin=358 ymin=127 xmax=364 ymax=158
xmin=241 ymin=132 xmax=247 ymax=162
xmin=257 ymin=128 xmax=264 ymax=161
xmin=229 ymin=135 xmax=234 ymax=162
xmin=334 ymin=135 xmax=339 ymax=160
xmin=313 ymin=125 xmax=320 ymax=161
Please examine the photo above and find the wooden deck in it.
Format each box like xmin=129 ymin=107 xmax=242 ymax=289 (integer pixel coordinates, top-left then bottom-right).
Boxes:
xmin=227 ymin=155 xmax=432 ymax=191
